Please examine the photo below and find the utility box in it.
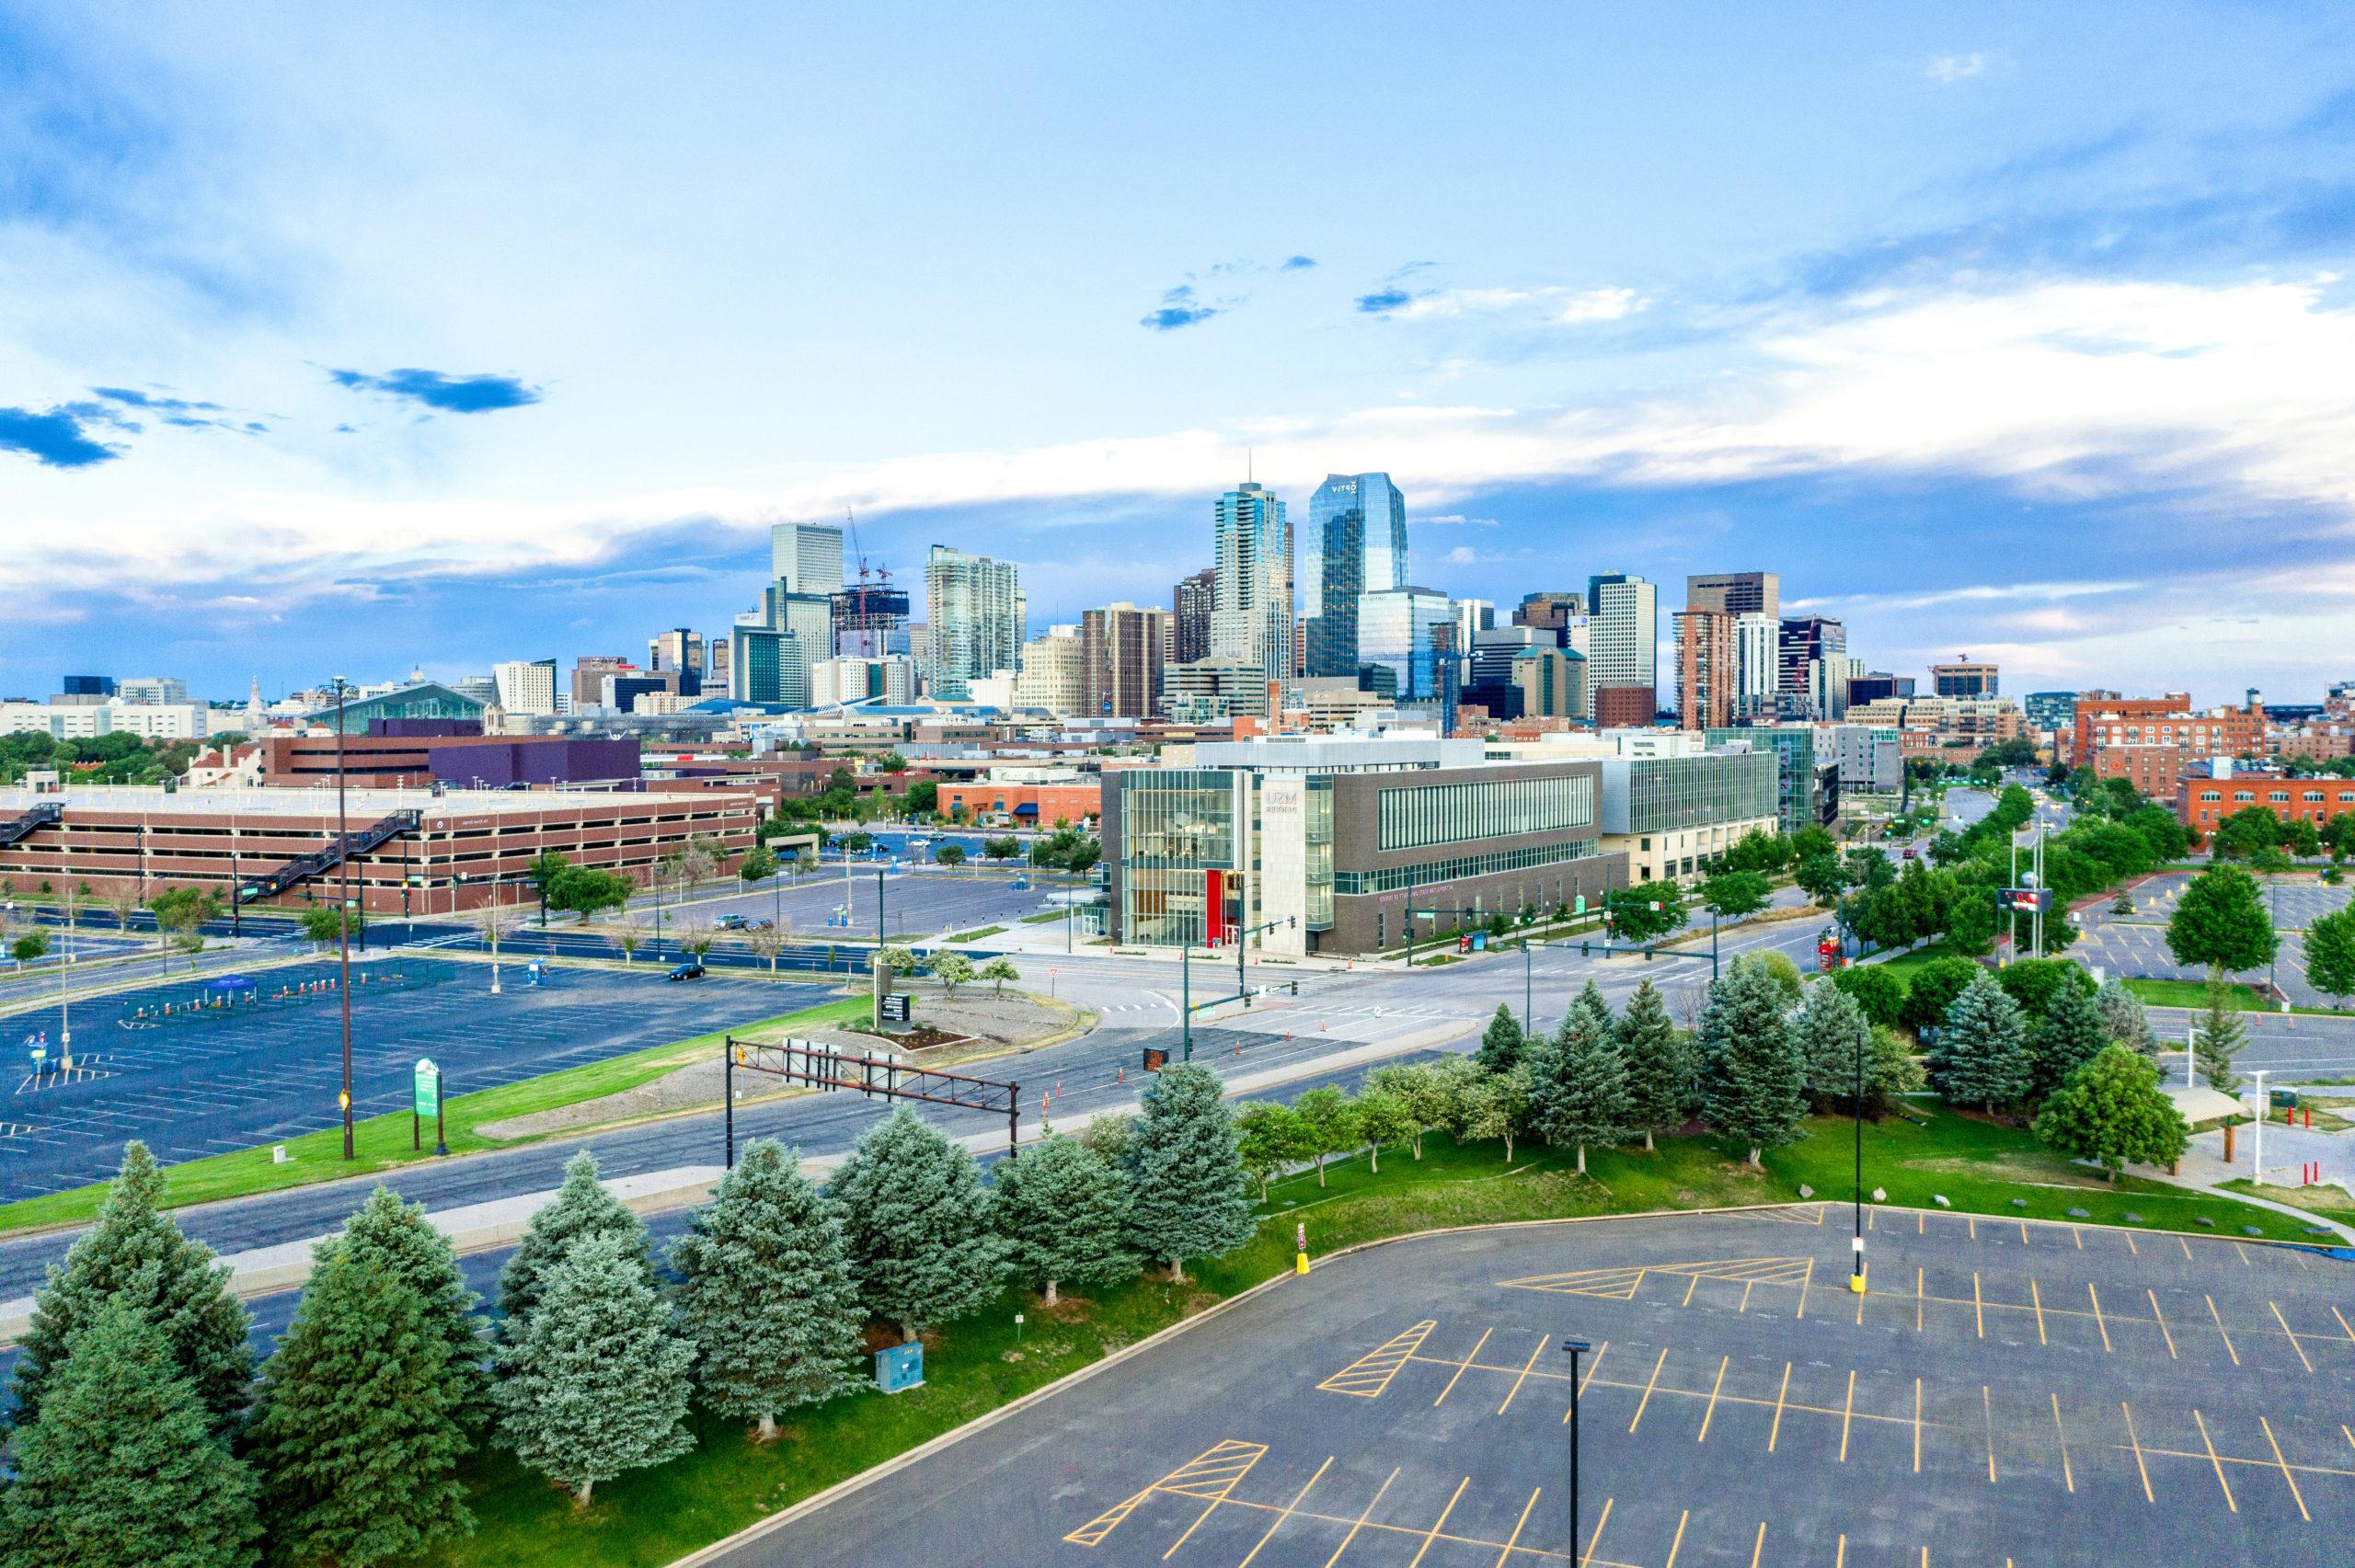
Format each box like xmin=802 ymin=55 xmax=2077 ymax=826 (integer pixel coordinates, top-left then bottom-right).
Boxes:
xmin=874 ymin=1341 xmax=924 ymax=1394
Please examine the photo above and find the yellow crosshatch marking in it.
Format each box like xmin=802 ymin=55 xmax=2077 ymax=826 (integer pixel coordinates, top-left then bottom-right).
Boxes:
xmin=1499 ymin=1255 xmax=1812 ymax=1300
xmin=1062 ymin=1439 xmax=1266 ymax=1549
xmin=1315 ymin=1320 xmax=1436 ymax=1398
xmin=1751 ymin=1203 xmax=1829 ymax=1224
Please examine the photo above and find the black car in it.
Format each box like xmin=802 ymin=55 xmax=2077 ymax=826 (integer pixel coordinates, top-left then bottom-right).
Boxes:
xmin=665 ymin=960 xmax=706 ymax=981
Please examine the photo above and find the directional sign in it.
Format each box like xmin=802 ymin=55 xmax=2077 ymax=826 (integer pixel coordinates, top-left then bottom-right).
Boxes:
xmin=413 ymin=1058 xmax=441 ymax=1117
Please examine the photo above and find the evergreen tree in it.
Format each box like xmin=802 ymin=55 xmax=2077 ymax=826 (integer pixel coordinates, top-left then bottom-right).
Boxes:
xmin=1475 ymin=1003 xmax=1525 ymax=1072
xmin=1529 ymin=1007 xmax=1628 ymax=1173
xmin=493 ymin=1231 xmax=695 ymax=1508
xmin=2029 ymin=983 xmax=2109 ymax=1101
xmin=1931 ymin=970 xmax=2034 ymax=1111
xmin=1123 ymin=1062 xmax=1256 ymax=1282
xmin=2034 ymin=1046 xmax=2190 ymax=1180
xmin=670 ymin=1139 xmax=864 ymax=1441
xmin=2093 ymin=979 xmax=2162 ymax=1059
xmin=2193 ymin=978 xmax=2247 ymax=1093
xmin=340 ymin=1185 xmax=491 ymax=1438
xmin=1571 ymin=980 xmax=1615 ymax=1040
xmin=497 ymin=1149 xmax=654 ymax=1337
xmin=831 ymin=1107 xmax=1009 ymax=1341
xmin=987 ymin=1133 xmax=1135 ymax=1306
xmin=0 ymin=1293 xmax=262 ymax=1568
xmin=1696 ymin=960 xmax=1807 ymax=1165
xmin=8 ymin=1140 xmax=252 ymax=1441
xmin=247 ymin=1241 xmax=472 ymax=1565
xmin=1793 ymin=979 xmax=1873 ymax=1109
xmin=1615 ymin=979 xmax=1692 ymax=1150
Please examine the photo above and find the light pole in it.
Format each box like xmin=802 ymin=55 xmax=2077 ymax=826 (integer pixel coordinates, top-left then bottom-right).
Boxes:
xmin=1851 ymin=1014 xmax=1867 ymax=1294
xmin=1522 ymin=939 xmax=1533 ymax=1035
xmin=1563 ymin=1337 xmax=1591 ymax=1562
xmin=334 ymin=675 xmax=353 ymax=1162
xmin=2252 ymin=1069 xmax=2269 ymax=1186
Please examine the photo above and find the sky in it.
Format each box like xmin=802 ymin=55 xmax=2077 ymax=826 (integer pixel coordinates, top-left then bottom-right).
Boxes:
xmin=4 ymin=2 xmax=2354 ymax=707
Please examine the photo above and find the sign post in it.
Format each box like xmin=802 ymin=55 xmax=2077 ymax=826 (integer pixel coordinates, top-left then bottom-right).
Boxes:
xmin=413 ymin=1057 xmax=444 ymax=1155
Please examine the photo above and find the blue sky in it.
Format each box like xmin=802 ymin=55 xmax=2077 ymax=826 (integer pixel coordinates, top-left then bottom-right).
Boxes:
xmin=4 ymin=3 xmax=2353 ymax=705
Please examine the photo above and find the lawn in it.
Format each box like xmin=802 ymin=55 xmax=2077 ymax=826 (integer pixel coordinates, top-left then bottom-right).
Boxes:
xmin=1860 ymin=941 xmax=1969 ymax=986
xmin=2122 ymin=978 xmax=2270 ymax=1011
xmin=0 ymin=996 xmax=867 ymax=1234
xmin=418 ymin=1104 xmax=2318 ymax=1568
xmin=2215 ymin=1176 xmax=2355 ymax=1231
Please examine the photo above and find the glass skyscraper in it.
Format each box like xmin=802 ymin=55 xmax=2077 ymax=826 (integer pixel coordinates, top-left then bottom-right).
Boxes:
xmin=1210 ymin=481 xmax=1292 ymax=688
xmin=1357 ymin=586 xmax=1453 ymax=707
xmin=1304 ymin=473 xmax=1407 ymax=677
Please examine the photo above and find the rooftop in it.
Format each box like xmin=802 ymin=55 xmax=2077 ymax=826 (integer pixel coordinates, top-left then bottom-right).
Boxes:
xmin=0 ymin=784 xmax=742 ymax=819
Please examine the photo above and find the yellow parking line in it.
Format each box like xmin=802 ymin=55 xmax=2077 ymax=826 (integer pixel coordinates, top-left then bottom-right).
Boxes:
xmin=1914 ymin=1379 xmax=1925 ymax=1474
xmin=2206 ymin=1296 xmax=2239 ymax=1366
xmin=1404 ymin=1477 xmax=1470 ymax=1568
xmin=2269 ymin=1302 xmax=2315 ymax=1375
xmin=1916 ymin=1267 xmax=1926 ymax=1333
xmin=1696 ymin=1356 xmax=1730 ymax=1442
xmin=2125 ymin=1231 xmax=2139 ymax=1256
xmin=2235 ymin=1243 xmax=2253 ymax=1268
xmin=2260 ymin=1417 xmax=2310 ymax=1523
xmin=1835 ymin=1536 xmax=1846 ymax=1568
xmin=1969 ymin=1217 xmax=1978 ymax=1240
xmin=2029 ymin=1277 xmax=2047 ymax=1345
xmin=2121 ymin=1402 xmax=2154 ymax=1503
xmin=1491 ymin=1490 xmax=1539 ymax=1568
xmin=2332 ymin=1305 xmax=2355 ymax=1347
xmin=1433 ymin=1327 xmax=1493 ymax=1407
xmin=1982 ymin=1386 xmax=1997 ymax=1482
xmin=1739 ymin=1278 xmax=1754 ymax=1314
xmin=1768 ymin=1362 xmax=1792 ymax=1452
xmin=1564 ymin=1342 xmax=1610 ymax=1423
xmin=1974 ymin=1272 xmax=1986 ymax=1339
xmin=1751 ymin=1523 xmax=1767 ymax=1568
xmin=1663 ymin=1510 xmax=1690 ymax=1568
xmin=1236 ymin=1457 xmax=1332 ymax=1568
xmin=1580 ymin=1496 xmax=1613 ymax=1568
xmin=1840 ymin=1370 xmax=1856 ymax=1462
xmin=2148 ymin=1290 xmax=2177 ymax=1359
xmin=1627 ymin=1348 xmax=1671 ymax=1434
xmin=1796 ymin=1257 xmax=1814 ymax=1320
xmin=2176 ymin=1235 xmax=2189 ymax=1262
xmin=1497 ymin=1339 xmax=1547 ymax=1415
xmin=1320 ymin=1467 xmax=1398 ymax=1568
xmin=2072 ymin=1225 xmax=2083 ymax=1249
xmin=2192 ymin=1410 xmax=2237 ymax=1513
xmin=2050 ymin=1393 xmax=2074 ymax=1494
xmin=1683 ymin=1274 xmax=1701 ymax=1308
xmin=2019 ymin=1219 xmax=2029 ymax=1244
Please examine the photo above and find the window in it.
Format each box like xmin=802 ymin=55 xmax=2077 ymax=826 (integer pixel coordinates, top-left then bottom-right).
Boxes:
xmin=2200 ymin=791 xmax=2221 ymax=801
xmin=1376 ymin=774 xmax=1594 ymax=851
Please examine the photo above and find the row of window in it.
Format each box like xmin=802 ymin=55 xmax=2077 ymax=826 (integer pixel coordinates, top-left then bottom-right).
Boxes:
xmin=2195 ymin=790 xmax=2342 ymax=803
xmin=1375 ymin=774 xmax=1594 ymax=851
xmin=1335 ymin=838 xmax=1596 ymax=896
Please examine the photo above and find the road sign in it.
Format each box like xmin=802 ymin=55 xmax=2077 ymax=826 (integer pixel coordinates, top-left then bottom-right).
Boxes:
xmin=413 ymin=1058 xmax=441 ymax=1117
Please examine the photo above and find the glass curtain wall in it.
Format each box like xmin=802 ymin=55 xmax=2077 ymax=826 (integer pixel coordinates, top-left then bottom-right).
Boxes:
xmin=1118 ymin=771 xmax=1239 ymax=946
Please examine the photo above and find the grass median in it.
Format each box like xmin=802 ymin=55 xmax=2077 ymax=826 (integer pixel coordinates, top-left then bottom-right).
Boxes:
xmin=0 ymin=995 xmax=867 ymax=1235
xmin=418 ymin=1099 xmax=2316 ymax=1568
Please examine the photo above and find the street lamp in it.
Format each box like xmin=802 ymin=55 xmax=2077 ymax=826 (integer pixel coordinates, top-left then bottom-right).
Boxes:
xmin=333 ymin=675 xmax=354 ymax=1162
xmin=1563 ymin=1337 xmax=1591 ymax=1561
xmin=2252 ymin=1069 xmax=2269 ymax=1187
xmin=1851 ymin=1017 xmax=1867 ymax=1295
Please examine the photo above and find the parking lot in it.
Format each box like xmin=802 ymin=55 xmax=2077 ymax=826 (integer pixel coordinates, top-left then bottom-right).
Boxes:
xmin=639 ymin=866 xmax=1061 ymax=945
xmin=729 ymin=1207 xmax=2355 ymax=1567
xmin=2076 ymin=873 xmax=2350 ymax=1011
xmin=0 ymin=956 xmax=829 ymax=1197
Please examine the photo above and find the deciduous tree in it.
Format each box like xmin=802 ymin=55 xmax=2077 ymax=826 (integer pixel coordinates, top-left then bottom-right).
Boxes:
xmin=2033 ymin=1047 xmax=2189 ymax=1180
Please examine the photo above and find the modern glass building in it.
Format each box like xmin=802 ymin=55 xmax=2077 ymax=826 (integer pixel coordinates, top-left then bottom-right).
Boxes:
xmin=1357 ymin=586 xmax=1453 ymax=705
xmin=923 ymin=545 xmax=1025 ymax=701
xmin=1705 ymin=726 xmax=1828 ymax=834
xmin=306 ymin=682 xmax=486 ymax=735
xmin=1597 ymin=750 xmax=1780 ymax=882
xmin=1210 ymin=482 xmax=1292 ymax=686
xmin=1303 ymin=473 xmax=1407 ymax=677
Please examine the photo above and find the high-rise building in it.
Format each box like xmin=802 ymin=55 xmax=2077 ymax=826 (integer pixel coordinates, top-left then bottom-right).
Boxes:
xmin=1671 ymin=608 xmax=1739 ymax=730
xmin=830 ymin=584 xmax=912 ymax=659
xmin=1012 ymin=624 xmax=1088 ymax=711
xmin=1302 ymin=473 xmax=1406 ymax=678
xmin=1172 ymin=568 xmax=1214 ymax=665
xmin=1512 ymin=592 xmax=1581 ymax=635
xmin=1683 ymin=572 xmax=1781 ymax=621
xmin=646 ymin=629 xmax=705 ymax=696
xmin=571 ymin=656 xmax=631 ymax=709
xmin=1846 ymin=670 xmax=1912 ymax=707
xmin=1777 ymin=616 xmax=1845 ymax=702
xmin=493 ymin=658 xmax=558 ymax=715
xmin=1082 ymin=601 xmax=1172 ymax=719
xmin=1809 ymin=653 xmax=1860 ymax=721
xmin=116 ymin=677 xmax=189 ymax=705
xmin=1510 ymin=646 xmax=1585 ymax=721
xmin=1453 ymin=599 xmax=1494 ymax=659
xmin=1585 ymin=574 xmax=1657 ymax=696
xmin=1930 ymin=658 xmax=1999 ymax=698
xmin=1210 ymin=481 xmax=1292 ymax=689
xmin=1357 ymin=587 xmax=1453 ymax=707
xmin=923 ymin=544 xmax=1025 ymax=701
xmin=1734 ymin=612 xmax=1779 ymax=718
xmin=2021 ymin=691 xmax=2076 ymax=735
xmin=770 ymin=521 xmax=846 ymax=597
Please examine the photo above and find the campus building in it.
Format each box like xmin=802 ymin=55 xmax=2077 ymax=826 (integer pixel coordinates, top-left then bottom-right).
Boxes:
xmin=1705 ymin=726 xmax=1839 ymax=833
xmin=1102 ymin=735 xmax=1617 ymax=958
xmin=2176 ymin=764 xmax=2355 ymax=837
xmin=1594 ymin=748 xmax=1780 ymax=885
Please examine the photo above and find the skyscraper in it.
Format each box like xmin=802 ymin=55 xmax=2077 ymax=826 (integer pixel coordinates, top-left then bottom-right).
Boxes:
xmin=493 ymin=658 xmax=557 ymax=715
xmin=1734 ymin=613 xmax=1779 ymax=718
xmin=1210 ymin=481 xmax=1292 ymax=689
xmin=1930 ymin=658 xmax=1999 ymax=697
xmin=647 ymin=629 xmax=705 ymax=696
xmin=1671 ymin=608 xmax=1738 ymax=730
xmin=1302 ymin=473 xmax=1406 ymax=677
xmin=1172 ymin=568 xmax=1213 ymax=665
xmin=1357 ymin=587 xmax=1453 ymax=705
xmin=1683 ymin=571 xmax=1781 ymax=621
xmin=1777 ymin=616 xmax=1845 ymax=703
xmin=1083 ymin=601 xmax=1172 ymax=718
xmin=1585 ymin=573 xmax=1658 ymax=698
xmin=771 ymin=521 xmax=846 ymax=597
xmin=923 ymin=544 xmax=1025 ymax=700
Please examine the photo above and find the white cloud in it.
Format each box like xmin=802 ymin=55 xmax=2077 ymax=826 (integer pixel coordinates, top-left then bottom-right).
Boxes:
xmin=1926 ymin=52 xmax=1990 ymax=85
xmin=1386 ymin=285 xmax=1646 ymax=325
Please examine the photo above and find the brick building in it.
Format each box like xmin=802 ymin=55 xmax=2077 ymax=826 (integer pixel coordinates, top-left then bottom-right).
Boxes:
xmin=2177 ymin=769 xmax=2355 ymax=837
xmin=2074 ymin=695 xmax=2264 ymax=797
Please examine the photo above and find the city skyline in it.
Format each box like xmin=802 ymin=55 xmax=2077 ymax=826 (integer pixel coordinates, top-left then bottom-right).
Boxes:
xmin=6 ymin=6 xmax=2355 ymax=702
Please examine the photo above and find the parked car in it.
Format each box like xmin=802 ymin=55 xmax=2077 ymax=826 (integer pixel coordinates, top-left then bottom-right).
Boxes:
xmin=666 ymin=960 xmax=706 ymax=981
xmin=713 ymin=913 xmax=746 ymax=930
xmin=743 ymin=917 xmax=774 ymax=931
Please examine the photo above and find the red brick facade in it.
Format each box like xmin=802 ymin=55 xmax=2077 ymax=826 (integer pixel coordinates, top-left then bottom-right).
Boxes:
xmin=2178 ymin=775 xmax=2355 ymax=835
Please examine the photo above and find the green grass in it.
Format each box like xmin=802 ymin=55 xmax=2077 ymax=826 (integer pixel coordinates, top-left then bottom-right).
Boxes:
xmin=2123 ymin=978 xmax=2268 ymax=1011
xmin=943 ymin=925 xmax=1005 ymax=943
xmin=2215 ymin=1177 xmax=2355 ymax=1231
xmin=1018 ymin=909 xmax=1070 ymax=924
xmin=0 ymin=995 xmax=867 ymax=1234
xmin=1863 ymin=941 xmax=1969 ymax=985
xmin=420 ymin=1106 xmax=2317 ymax=1567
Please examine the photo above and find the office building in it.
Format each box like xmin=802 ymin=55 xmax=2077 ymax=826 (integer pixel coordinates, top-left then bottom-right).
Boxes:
xmin=0 ymin=700 xmax=213 ymax=740
xmin=771 ymin=521 xmax=846 ymax=597
xmin=1211 ymin=481 xmax=1292 ymax=688
xmin=1454 ymin=599 xmax=1495 ymax=652
xmin=2072 ymin=694 xmax=2262 ymax=798
xmin=1734 ymin=613 xmax=1779 ymax=717
xmin=1011 ymin=624 xmax=1089 ymax=712
xmin=115 ymin=677 xmax=190 ymax=705
xmin=1510 ymin=647 xmax=1585 ymax=722
xmin=1706 ymin=726 xmax=1836 ymax=833
xmin=58 ymin=675 xmax=116 ymax=700
xmin=1164 ymin=657 xmax=1267 ymax=721
xmin=1683 ymin=572 xmax=1780 ymax=621
xmin=1172 ymin=568 xmax=1214 ymax=666
xmin=2021 ymin=692 xmax=2077 ymax=736
xmin=1082 ymin=601 xmax=1171 ymax=719
xmin=1826 ymin=725 xmax=1906 ymax=794
xmin=1845 ymin=670 xmax=1911 ymax=707
xmin=1103 ymin=735 xmax=1615 ymax=957
xmin=831 ymin=584 xmax=912 ymax=658
xmin=1597 ymin=748 xmax=1780 ymax=885
xmin=493 ymin=658 xmax=558 ymax=716
xmin=1809 ymin=653 xmax=1860 ymax=722
xmin=1671 ymin=608 xmax=1740 ymax=730
xmin=1358 ymin=588 xmax=1454 ymax=708
xmin=2179 ymin=766 xmax=2355 ymax=838
xmin=1585 ymin=574 xmax=1657 ymax=698
xmin=1776 ymin=617 xmax=1845 ymax=704
xmin=1593 ymin=686 xmax=1657 ymax=728
xmin=730 ymin=584 xmax=833 ymax=707
xmin=808 ymin=655 xmax=918 ymax=707
xmin=571 ymin=656 xmax=631 ymax=710
xmin=645 ymin=630 xmax=704 ymax=697
xmin=1931 ymin=658 xmax=1999 ymax=698
xmin=921 ymin=545 xmax=1025 ymax=701
xmin=1302 ymin=473 xmax=1407 ymax=677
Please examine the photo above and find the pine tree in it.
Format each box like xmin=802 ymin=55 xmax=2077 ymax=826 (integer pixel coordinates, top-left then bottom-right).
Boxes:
xmin=1528 ymin=1007 xmax=1628 ymax=1173
xmin=987 ymin=1133 xmax=1135 ymax=1307
xmin=340 ymin=1185 xmax=491 ymax=1438
xmin=247 ymin=1240 xmax=473 ymax=1565
xmin=1932 ymin=970 xmax=2034 ymax=1111
xmin=2193 ymin=978 xmax=2247 ymax=1093
xmin=1793 ymin=979 xmax=1873 ymax=1109
xmin=1475 ymin=1003 xmax=1525 ymax=1072
xmin=830 ymin=1107 xmax=1010 ymax=1341
xmin=0 ymin=1295 xmax=262 ymax=1568
xmin=2093 ymin=979 xmax=2161 ymax=1059
xmin=1697 ymin=960 xmax=1807 ymax=1165
xmin=494 ymin=1230 xmax=695 ymax=1508
xmin=670 ymin=1139 xmax=864 ymax=1441
xmin=2029 ymin=983 xmax=2109 ymax=1101
xmin=8 ymin=1140 xmax=253 ymax=1441
xmin=2034 ymin=1046 xmax=2190 ymax=1180
xmin=1123 ymin=1062 xmax=1256 ymax=1282
xmin=1571 ymin=980 xmax=1615 ymax=1040
xmin=497 ymin=1149 xmax=654 ymax=1336
xmin=1616 ymin=980 xmax=1691 ymax=1150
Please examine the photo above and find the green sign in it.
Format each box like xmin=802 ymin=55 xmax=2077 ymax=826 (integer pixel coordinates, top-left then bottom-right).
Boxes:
xmin=413 ymin=1058 xmax=441 ymax=1117
xmin=1574 ymin=895 xmax=1587 ymax=915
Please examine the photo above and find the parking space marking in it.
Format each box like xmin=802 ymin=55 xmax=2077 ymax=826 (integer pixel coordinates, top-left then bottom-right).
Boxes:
xmin=1404 ymin=1476 xmax=1470 ymax=1568
xmin=1499 ymin=1254 xmax=1812 ymax=1303
xmin=1915 ymin=1379 xmax=1926 ymax=1474
xmin=1578 ymin=1496 xmax=1613 ymax=1568
xmin=1982 ymin=1387 xmax=1998 ymax=1483
xmin=1695 ymin=1356 xmax=1729 ymax=1442
xmin=1063 ymin=1439 xmax=1269 ymax=1549
xmin=1234 ymin=1455 xmax=1330 ymax=1568
xmin=1626 ymin=1347 xmax=1670 ymax=1433
xmin=2148 ymin=1290 xmax=2177 ymax=1358
xmin=1434 ymin=1327 xmax=1493 ymax=1407
xmin=1660 ymin=1510 xmax=1688 ymax=1568
xmin=2269 ymin=1302 xmax=2316 ymax=1375
xmin=1839 ymin=1370 xmax=1856 ymax=1461
xmin=1317 ymin=1320 xmax=1435 ymax=1398
xmin=1317 ymin=1464 xmax=1396 ymax=1568
xmin=2028 ymin=1277 xmax=2046 ymax=1345
xmin=2192 ymin=1409 xmax=2238 ymax=1512
xmin=2206 ymin=1296 xmax=2239 ymax=1366
xmin=1493 ymin=1489 xmax=1541 ymax=1567
xmin=1768 ymin=1363 xmax=1792 ymax=1451
xmin=2260 ymin=1416 xmax=2311 ymax=1523
xmin=1497 ymin=1338 xmax=1548 ymax=1415
xmin=2050 ymin=1394 xmax=2074 ymax=1494
xmin=2085 ymin=1284 xmax=2112 ymax=1352
xmin=2121 ymin=1402 xmax=2154 ymax=1503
